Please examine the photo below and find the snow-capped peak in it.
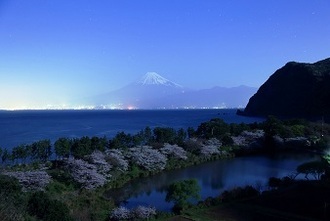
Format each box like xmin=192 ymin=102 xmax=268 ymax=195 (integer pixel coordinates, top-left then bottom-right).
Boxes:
xmin=138 ymin=72 xmax=182 ymax=87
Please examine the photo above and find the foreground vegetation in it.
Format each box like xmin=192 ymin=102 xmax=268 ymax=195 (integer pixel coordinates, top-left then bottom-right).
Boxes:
xmin=0 ymin=116 xmax=329 ymax=220
xmin=174 ymin=168 xmax=330 ymax=221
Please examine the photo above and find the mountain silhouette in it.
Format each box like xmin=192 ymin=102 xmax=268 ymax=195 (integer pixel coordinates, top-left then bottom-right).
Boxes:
xmin=240 ymin=58 xmax=330 ymax=119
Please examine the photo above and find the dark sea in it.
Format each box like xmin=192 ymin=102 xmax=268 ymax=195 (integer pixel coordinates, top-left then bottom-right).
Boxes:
xmin=0 ymin=109 xmax=264 ymax=149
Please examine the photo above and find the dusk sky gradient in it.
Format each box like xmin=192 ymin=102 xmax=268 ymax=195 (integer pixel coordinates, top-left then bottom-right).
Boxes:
xmin=0 ymin=0 xmax=329 ymax=109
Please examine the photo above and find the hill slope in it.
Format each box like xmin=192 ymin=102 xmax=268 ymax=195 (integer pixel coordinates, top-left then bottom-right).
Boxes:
xmin=241 ymin=58 xmax=330 ymax=118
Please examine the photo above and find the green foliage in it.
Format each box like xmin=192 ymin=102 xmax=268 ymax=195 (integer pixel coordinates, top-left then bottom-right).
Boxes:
xmin=132 ymin=133 xmax=144 ymax=146
xmin=0 ymin=147 xmax=2 ymax=164
xmin=324 ymin=151 xmax=330 ymax=165
xmin=165 ymin=179 xmax=201 ymax=211
xmin=91 ymin=136 xmax=108 ymax=152
xmin=0 ymin=175 xmax=25 ymax=220
xmin=131 ymin=129 xmax=148 ymax=146
xmin=315 ymin=137 xmax=329 ymax=149
xmin=47 ymin=168 xmax=80 ymax=190
xmin=289 ymin=124 xmax=306 ymax=137
xmin=128 ymin=165 xmax=145 ymax=178
xmin=153 ymin=127 xmax=177 ymax=144
xmin=45 ymin=181 xmax=70 ymax=194
xmin=183 ymin=139 xmax=201 ymax=154
xmin=196 ymin=118 xmax=230 ymax=139
xmin=30 ymin=139 xmax=52 ymax=162
xmin=176 ymin=128 xmax=187 ymax=146
xmin=109 ymin=132 xmax=134 ymax=149
xmin=261 ymin=116 xmax=310 ymax=138
xmin=187 ymin=127 xmax=196 ymax=138
xmin=0 ymin=193 xmax=25 ymax=221
xmin=142 ymin=126 xmax=153 ymax=144
xmin=0 ymin=147 xmax=4 ymax=163
xmin=27 ymin=191 xmax=73 ymax=221
xmin=0 ymin=174 xmax=22 ymax=195
xmin=11 ymin=144 xmax=29 ymax=163
xmin=1 ymin=148 xmax=10 ymax=164
xmin=221 ymin=134 xmax=234 ymax=146
xmin=262 ymin=116 xmax=284 ymax=137
xmin=54 ymin=137 xmax=72 ymax=159
xmin=230 ymin=123 xmax=250 ymax=136
xmin=71 ymin=136 xmax=92 ymax=158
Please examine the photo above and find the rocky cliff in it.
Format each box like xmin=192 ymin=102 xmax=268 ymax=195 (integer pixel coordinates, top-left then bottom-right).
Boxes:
xmin=240 ymin=58 xmax=330 ymax=118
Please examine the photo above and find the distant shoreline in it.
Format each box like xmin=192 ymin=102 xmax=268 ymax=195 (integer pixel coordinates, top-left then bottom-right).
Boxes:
xmin=0 ymin=107 xmax=242 ymax=112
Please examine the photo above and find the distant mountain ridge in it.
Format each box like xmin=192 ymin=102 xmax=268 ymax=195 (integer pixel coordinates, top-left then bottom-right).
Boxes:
xmin=240 ymin=58 xmax=330 ymax=118
xmin=144 ymin=85 xmax=257 ymax=109
xmin=88 ymin=72 xmax=257 ymax=109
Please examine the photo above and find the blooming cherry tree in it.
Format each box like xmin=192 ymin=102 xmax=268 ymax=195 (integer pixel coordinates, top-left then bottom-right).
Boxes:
xmin=128 ymin=146 xmax=167 ymax=171
xmin=160 ymin=143 xmax=188 ymax=160
xmin=105 ymin=149 xmax=129 ymax=172
xmin=64 ymin=158 xmax=108 ymax=189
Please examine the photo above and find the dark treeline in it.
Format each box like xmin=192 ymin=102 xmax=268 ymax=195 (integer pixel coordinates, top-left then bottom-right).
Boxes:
xmin=0 ymin=116 xmax=328 ymax=166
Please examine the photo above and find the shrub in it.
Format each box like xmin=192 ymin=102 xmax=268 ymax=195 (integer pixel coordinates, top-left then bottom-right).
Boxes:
xmin=196 ymin=118 xmax=230 ymax=139
xmin=47 ymin=168 xmax=79 ymax=189
xmin=165 ymin=179 xmax=201 ymax=212
xmin=71 ymin=136 xmax=92 ymax=159
xmin=28 ymin=191 xmax=73 ymax=221
xmin=0 ymin=174 xmax=21 ymax=195
xmin=0 ymin=192 xmax=24 ymax=221
xmin=220 ymin=186 xmax=259 ymax=202
xmin=268 ymin=177 xmax=282 ymax=189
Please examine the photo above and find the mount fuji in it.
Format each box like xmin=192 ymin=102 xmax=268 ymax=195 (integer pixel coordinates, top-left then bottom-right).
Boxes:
xmin=87 ymin=72 xmax=257 ymax=109
xmin=90 ymin=72 xmax=188 ymax=109
xmin=137 ymin=72 xmax=182 ymax=88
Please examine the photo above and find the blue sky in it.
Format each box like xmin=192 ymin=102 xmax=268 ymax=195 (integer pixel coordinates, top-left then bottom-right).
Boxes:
xmin=0 ymin=0 xmax=329 ymax=109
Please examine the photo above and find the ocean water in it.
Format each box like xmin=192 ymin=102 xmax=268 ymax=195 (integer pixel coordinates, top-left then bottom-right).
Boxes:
xmin=0 ymin=109 xmax=263 ymax=149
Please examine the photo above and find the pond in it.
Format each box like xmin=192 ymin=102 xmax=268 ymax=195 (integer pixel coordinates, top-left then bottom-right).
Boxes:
xmin=105 ymin=152 xmax=321 ymax=211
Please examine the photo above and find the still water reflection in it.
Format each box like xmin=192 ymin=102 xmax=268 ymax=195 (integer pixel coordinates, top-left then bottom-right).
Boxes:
xmin=105 ymin=152 xmax=320 ymax=211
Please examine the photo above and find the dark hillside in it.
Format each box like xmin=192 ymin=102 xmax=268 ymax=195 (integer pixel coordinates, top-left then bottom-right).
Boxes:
xmin=241 ymin=58 xmax=330 ymax=120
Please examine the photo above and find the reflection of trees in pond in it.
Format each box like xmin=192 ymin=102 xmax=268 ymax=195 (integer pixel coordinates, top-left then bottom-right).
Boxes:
xmin=200 ymin=168 xmax=224 ymax=189
xmin=105 ymin=153 xmax=319 ymax=206
xmin=106 ymin=160 xmax=227 ymax=203
xmin=210 ymin=175 xmax=224 ymax=189
xmin=105 ymin=172 xmax=182 ymax=203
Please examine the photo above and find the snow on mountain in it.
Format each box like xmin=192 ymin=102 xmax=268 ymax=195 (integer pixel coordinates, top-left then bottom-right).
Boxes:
xmin=83 ymin=72 xmax=257 ymax=109
xmin=137 ymin=72 xmax=182 ymax=88
xmin=86 ymin=72 xmax=186 ymax=109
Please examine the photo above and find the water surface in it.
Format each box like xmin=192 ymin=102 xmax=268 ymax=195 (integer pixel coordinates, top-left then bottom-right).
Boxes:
xmin=105 ymin=152 xmax=320 ymax=211
xmin=0 ymin=109 xmax=263 ymax=149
